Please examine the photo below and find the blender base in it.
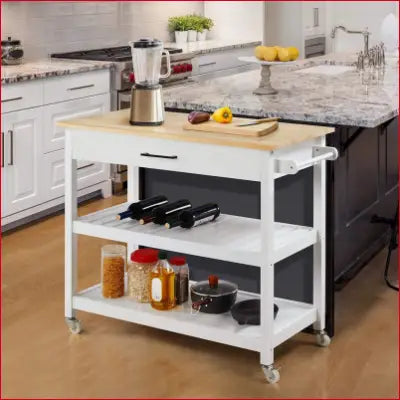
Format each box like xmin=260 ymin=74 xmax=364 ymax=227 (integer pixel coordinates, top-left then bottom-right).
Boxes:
xmin=130 ymin=85 xmax=165 ymax=126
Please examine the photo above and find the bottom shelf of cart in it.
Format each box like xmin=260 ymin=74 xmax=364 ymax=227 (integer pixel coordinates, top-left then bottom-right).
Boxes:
xmin=73 ymin=285 xmax=317 ymax=352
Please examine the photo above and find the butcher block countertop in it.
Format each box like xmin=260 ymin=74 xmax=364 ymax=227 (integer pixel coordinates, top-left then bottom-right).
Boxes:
xmin=58 ymin=109 xmax=334 ymax=151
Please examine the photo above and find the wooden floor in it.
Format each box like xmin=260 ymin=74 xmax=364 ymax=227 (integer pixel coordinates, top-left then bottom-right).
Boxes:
xmin=2 ymin=195 xmax=398 ymax=398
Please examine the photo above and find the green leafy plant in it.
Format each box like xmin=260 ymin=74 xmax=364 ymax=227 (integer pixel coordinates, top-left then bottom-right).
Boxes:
xmin=168 ymin=16 xmax=189 ymax=32
xmin=168 ymin=15 xmax=214 ymax=33
xmin=202 ymin=17 xmax=214 ymax=31
xmin=186 ymin=14 xmax=198 ymax=31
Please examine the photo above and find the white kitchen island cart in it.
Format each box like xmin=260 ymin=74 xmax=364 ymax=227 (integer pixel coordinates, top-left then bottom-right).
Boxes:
xmin=60 ymin=110 xmax=337 ymax=383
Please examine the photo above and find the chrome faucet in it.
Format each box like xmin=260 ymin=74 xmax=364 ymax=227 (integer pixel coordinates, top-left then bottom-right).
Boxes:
xmin=331 ymin=25 xmax=371 ymax=55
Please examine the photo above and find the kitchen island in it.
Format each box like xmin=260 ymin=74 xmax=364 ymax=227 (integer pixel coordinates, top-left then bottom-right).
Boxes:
xmin=155 ymin=53 xmax=398 ymax=336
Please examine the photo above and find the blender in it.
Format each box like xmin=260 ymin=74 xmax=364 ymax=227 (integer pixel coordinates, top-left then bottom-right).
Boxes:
xmin=129 ymin=38 xmax=171 ymax=126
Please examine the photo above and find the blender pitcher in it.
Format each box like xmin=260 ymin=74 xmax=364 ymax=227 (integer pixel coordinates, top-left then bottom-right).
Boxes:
xmin=129 ymin=39 xmax=171 ymax=87
xmin=129 ymin=39 xmax=171 ymax=126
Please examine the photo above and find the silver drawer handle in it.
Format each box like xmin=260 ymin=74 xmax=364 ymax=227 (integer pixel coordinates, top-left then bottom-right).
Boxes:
xmin=2 ymin=96 xmax=22 ymax=103
xmin=199 ymin=62 xmax=217 ymax=67
xmin=67 ymin=84 xmax=95 ymax=91
xmin=8 ymin=130 xmax=13 ymax=166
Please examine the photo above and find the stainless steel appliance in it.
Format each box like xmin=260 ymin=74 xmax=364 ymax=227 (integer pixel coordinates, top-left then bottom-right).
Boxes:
xmin=1 ymin=36 xmax=24 ymax=65
xmin=51 ymin=45 xmax=195 ymax=191
xmin=129 ymin=39 xmax=171 ymax=126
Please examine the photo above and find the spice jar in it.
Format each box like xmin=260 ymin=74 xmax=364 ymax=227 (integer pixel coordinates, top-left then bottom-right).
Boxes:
xmin=128 ymin=248 xmax=159 ymax=302
xmin=101 ymin=244 xmax=126 ymax=298
xmin=170 ymin=256 xmax=189 ymax=304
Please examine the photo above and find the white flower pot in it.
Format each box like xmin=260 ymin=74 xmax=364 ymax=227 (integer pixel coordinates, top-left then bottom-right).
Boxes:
xmin=187 ymin=30 xmax=197 ymax=42
xmin=197 ymin=30 xmax=207 ymax=41
xmin=175 ymin=31 xmax=188 ymax=44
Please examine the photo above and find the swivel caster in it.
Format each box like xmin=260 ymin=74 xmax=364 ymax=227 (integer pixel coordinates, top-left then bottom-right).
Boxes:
xmin=65 ymin=317 xmax=82 ymax=334
xmin=316 ymin=331 xmax=331 ymax=347
xmin=262 ymin=365 xmax=280 ymax=384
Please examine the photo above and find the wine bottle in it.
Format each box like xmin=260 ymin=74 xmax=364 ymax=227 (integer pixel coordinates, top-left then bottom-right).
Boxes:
xmin=167 ymin=203 xmax=220 ymax=229
xmin=152 ymin=200 xmax=192 ymax=225
xmin=116 ymin=195 xmax=168 ymax=221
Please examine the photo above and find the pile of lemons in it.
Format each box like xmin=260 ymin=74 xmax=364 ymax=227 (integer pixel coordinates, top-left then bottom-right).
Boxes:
xmin=255 ymin=46 xmax=299 ymax=62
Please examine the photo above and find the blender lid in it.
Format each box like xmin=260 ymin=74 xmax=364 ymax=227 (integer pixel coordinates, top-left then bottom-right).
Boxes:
xmin=2 ymin=36 xmax=21 ymax=46
xmin=133 ymin=38 xmax=162 ymax=48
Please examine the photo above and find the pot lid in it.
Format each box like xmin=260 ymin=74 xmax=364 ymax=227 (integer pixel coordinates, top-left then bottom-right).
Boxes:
xmin=133 ymin=38 xmax=162 ymax=48
xmin=191 ymin=275 xmax=238 ymax=297
xmin=2 ymin=37 xmax=21 ymax=46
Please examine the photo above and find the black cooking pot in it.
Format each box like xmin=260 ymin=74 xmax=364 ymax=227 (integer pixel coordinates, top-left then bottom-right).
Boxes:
xmin=191 ymin=275 xmax=237 ymax=314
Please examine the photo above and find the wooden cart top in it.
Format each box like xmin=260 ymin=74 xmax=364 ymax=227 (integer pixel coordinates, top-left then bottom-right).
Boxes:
xmin=58 ymin=109 xmax=334 ymax=151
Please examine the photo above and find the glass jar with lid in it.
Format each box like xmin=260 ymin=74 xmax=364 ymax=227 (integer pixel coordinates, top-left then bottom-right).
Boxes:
xmin=169 ymin=256 xmax=189 ymax=305
xmin=101 ymin=244 xmax=126 ymax=298
xmin=128 ymin=248 xmax=159 ymax=302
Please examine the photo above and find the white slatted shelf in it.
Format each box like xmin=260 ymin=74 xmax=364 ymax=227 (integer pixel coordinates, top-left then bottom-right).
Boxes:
xmin=73 ymin=284 xmax=317 ymax=351
xmin=74 ymin=202 xmax=317 ymax=266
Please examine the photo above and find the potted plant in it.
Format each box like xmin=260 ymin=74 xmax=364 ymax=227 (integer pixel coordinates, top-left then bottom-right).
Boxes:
xmin=200 ymin=17 xmax=214 ymax=40
xmin=168 ymin=16 xmax=188 ymax=44
xmin=186 ymin=14 xmax=198 ymax=42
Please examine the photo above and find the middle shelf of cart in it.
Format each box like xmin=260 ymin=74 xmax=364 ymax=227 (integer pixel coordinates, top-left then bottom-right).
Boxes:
xmin=74 ymin=202 xmax=318 ymax=266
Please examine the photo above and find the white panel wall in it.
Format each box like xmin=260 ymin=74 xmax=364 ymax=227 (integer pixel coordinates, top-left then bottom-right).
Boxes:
xmin=1 ymin=1 xmax=204 ymax=60
xmin=325 ymin=1 xmax=398 ymax=53
xmin=204 ymin=1 xmax=264 ymax=41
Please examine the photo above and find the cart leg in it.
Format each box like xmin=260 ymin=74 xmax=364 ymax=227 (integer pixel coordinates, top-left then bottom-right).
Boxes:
xmin=65 ymin=131 xmax=81 ymax=333
xmin=127 ymin=165 xmax=140 ymax=257
xmin=313 ymin=137 xmax=330 ymax=346
xmin=260 ymin=154 xmax=279 ymax=382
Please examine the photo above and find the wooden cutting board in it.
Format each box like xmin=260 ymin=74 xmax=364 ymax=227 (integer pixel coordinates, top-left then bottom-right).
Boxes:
xmin=182 ymin=119 xmax=279 ymax=137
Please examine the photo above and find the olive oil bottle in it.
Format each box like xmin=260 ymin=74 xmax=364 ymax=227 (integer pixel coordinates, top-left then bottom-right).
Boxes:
xmin=150 ymin=251 xmax=176 ymax=310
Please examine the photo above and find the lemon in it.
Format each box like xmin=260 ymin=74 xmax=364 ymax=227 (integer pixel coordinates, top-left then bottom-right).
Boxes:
xmin=255 ymin=46 xmax=268 ymax=60
xmin=263 ymin=47 xmax=277 ymax=62
xmin=273 ymin=46 xmax=281 ymax=60
xmin=277 ymin=47 xmax=291 ymax=62
xmin=287 ymin=46 xmax=299 ymax=61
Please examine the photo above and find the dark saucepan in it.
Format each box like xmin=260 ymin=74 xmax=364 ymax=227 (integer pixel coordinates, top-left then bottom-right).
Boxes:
xmin=191 ymin=275 xmax=237 ymax=314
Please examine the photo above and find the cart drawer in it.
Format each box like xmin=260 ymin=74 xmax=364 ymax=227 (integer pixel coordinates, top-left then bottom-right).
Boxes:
xmin=70 ymin=130 xmax=265 ymax=181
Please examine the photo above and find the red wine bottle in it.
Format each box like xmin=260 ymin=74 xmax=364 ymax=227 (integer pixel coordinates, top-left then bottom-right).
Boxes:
xmin=116 ymin=195 xmax=168 ymax=221
xmin=152 ymin=200 xmax=192 ymax=225
xmin=166 ymin=203 xmax=220 ymax=229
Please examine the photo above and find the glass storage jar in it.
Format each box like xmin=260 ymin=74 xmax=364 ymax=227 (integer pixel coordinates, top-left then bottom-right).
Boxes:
xmin=101 ymin=244 xmax=126 ymax=298
xmin=128 ymin=248 xmax=159 ymax=302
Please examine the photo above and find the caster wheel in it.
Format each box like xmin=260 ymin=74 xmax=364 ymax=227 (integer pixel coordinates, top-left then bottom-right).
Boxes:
xmin=65 ymin=318 xmax=82 ymax=334
xmin=316 ymin=332 xmax=331 ymax=347
xmin=262 ymin=365 xmax=280 ymax=384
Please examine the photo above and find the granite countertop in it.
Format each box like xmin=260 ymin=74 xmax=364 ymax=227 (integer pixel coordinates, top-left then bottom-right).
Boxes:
xmin=164 ymin=53 xmax=398 ymax=127
xmin=2 ymin=40 xmax=259 ymax=85
xmin=1 ymin=59 xmax=114 ymax=85
xmin=164 ymin=39 xmax=261 ymax=55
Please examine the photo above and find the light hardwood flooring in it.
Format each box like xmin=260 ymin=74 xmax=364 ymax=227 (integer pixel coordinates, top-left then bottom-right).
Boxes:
xmin=2 ymin=195 xmax=398 ymax=398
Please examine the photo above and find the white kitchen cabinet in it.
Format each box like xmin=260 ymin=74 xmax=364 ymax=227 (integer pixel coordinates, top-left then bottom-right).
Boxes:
xmin=1 ymin=69 xmax=112 ymax=228
xmin=192 ymin=47 xmax=255 ymax=76
xmin=43 ymin=149 xmax=109 ymax=200
xmin=43 ymin=94 xmax=110 ymax=153
xmin=2 ymin=108 xmax=44 ymax=217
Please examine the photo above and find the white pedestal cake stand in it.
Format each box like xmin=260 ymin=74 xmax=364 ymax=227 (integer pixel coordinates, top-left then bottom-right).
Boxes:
xmin=239 ymin=56 xmax=296 ymax=95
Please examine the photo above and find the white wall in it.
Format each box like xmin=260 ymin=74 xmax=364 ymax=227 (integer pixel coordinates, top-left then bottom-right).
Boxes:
xmin=264 ymin=2 xmax=302 ymax=49
xmin=1 ymin=1 xmax=204 ymax=60
xmin=326 ymin=1 xmax=398 ymax=53
xmin=204 ymin=1 xmax=264 ymax=41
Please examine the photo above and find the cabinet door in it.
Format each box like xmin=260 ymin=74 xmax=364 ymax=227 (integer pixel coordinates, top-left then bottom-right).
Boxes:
xmin=2 ymin=108 xmax=43 ymax=217
xmin=43 ymin=93 xmax=110 ymax=153
xmin=42 ymin=149 xmax=109 ymax=201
